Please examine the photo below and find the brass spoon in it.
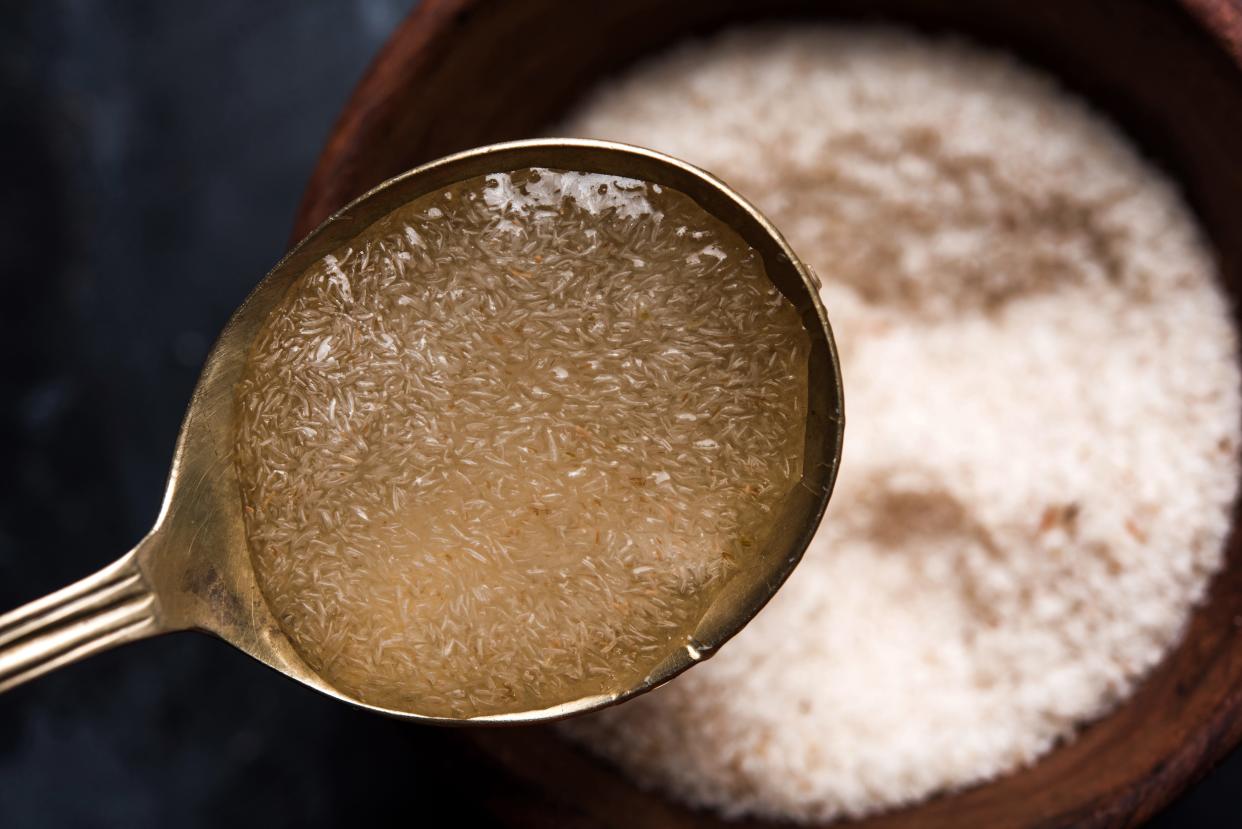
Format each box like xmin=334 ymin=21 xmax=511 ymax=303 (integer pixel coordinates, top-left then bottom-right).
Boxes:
xmin=0 ymin=139 xmax=843 ymax=724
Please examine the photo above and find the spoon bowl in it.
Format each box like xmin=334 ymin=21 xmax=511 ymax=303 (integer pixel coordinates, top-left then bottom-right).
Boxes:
xmin=0 ymin=138 xmax=843 ymax=724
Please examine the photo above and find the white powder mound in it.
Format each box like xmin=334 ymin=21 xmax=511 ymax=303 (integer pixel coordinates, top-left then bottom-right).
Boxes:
xmin=235 ymin=168 xmax=809 ymax=718
xmin=558 ymin=27 xmax=1242 ymax=821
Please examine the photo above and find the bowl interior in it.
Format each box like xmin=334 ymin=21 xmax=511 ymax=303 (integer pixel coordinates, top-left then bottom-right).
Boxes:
xmin=293 ymin=1 xmax=1242 ymax=826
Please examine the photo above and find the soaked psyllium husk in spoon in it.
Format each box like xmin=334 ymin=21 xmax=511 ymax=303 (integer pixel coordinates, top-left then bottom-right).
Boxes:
xmin=235 ymin=168 xmax=809 ymax=717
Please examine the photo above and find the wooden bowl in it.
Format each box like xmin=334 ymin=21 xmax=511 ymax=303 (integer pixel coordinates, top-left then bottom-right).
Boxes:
xmin=293 ymin=1 xmax=1242 ymax=826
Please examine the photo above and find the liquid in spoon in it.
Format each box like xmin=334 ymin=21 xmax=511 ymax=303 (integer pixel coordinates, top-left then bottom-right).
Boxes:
xmin=235 ymin=168 xmax=809 ymax=717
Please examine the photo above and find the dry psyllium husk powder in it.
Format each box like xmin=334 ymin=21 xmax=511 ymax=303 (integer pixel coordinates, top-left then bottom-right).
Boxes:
xmin=558 ymin=26 xmax=1242 ymax=822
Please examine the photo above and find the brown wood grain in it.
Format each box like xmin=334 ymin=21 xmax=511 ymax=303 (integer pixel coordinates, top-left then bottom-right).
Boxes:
xmin=1185 ymin=0 xmax=1242 ymax=65
xmin=292 ymin=1 xmax=1242 ymax=826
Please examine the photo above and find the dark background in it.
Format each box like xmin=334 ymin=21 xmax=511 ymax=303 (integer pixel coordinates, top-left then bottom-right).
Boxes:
xmin=0 ymin=2 xmax=1237 ymax=826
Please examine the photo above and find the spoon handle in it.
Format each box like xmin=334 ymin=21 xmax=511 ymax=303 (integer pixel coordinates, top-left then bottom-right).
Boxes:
xmin=0 ymin=547 xmax=162 ymax=693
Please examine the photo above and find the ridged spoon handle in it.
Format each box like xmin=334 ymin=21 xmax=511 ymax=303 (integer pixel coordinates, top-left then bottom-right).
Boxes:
xmin=0 ymin=548 xmax=162 ymax=693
